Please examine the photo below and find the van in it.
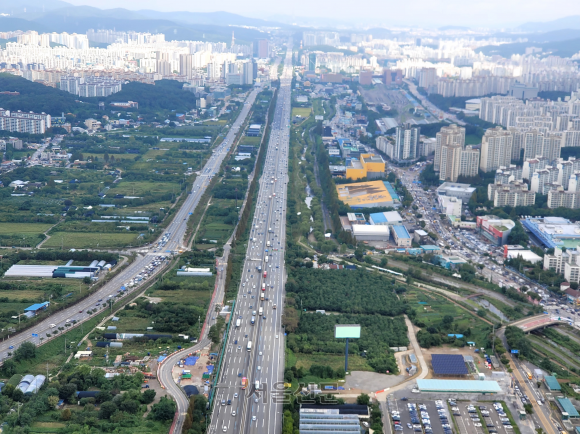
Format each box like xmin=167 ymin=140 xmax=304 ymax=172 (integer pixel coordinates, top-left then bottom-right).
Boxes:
xmin=50 ymin=324 xmax=56 ymax=328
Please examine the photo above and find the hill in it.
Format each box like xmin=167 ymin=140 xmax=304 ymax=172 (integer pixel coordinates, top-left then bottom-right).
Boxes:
xmin=518 ymin=15 xmax=580 ymax=32
xmin=0 ymin=74 xmax=196 ymax=119
xmin=475 ymin=37 xmax=580 ymax=58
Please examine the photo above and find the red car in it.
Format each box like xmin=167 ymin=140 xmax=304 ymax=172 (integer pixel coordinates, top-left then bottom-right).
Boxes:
xmin=79 ymin=310 xmax=83 ymax=313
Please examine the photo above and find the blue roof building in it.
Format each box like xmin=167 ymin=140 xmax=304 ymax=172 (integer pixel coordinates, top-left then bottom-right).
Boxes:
xmin=392 ymin=225 xmax=411 ymax=247
xmin=24 ymin=302 xmax=50 ymax=313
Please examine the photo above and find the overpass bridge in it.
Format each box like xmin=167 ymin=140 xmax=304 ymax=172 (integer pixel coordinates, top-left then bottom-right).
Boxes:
xmin=511 ymin=314 xmax=572 ymax=332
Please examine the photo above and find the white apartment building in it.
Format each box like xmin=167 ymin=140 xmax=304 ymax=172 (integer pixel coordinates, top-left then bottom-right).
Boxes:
xmin=480 ymin=127 xmax=513 ymax=172
xmin=487 ymin=180 xmax=535 ymax=207
xmin=0 ymin=109 xmax=51 ymax=134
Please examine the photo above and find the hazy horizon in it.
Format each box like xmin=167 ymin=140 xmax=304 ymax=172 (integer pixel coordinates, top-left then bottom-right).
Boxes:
xmin=59 ymin=0 xmax=580 ymax=29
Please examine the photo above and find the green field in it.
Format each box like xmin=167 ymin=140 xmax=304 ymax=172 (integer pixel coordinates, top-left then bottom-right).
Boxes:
xmin=0 ymin=223 xmax=53 ymax=234
xmin=291 ymin=352 xmax=373 ymax=372
xmin=0 ymin=290 xmax=45 ymax=301
xmin=149 ymin=288 xmax=213 ymax=305
xmin=292 ymin=107 xmax=312 ymax=118
xmin=42 ymin=232 xmax=139 ymax=249
xmin=240 ymin=136 xmax=261 ymax=145
xmin=109 ymin=181 xmax=175 ymax=196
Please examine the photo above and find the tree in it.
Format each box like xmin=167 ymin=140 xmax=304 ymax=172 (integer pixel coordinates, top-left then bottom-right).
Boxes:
xmin=83 ymin=276 xmax=91 ymax=284
xmin=12 ymin=388 xmax=24 ymax=402
xmin=59 ymin=383 xmax=77 ymax=402
xmin=357 ymin=393 xmax=371 ymax=405
xmin=14 ymin=341 xmax=36 ymax=361
xmin=61 ymin=408 xmax=72 ymax=421
xmin=98 ymin=401 xmax=118 ymax=419
xmin=119 ymin=399 xmax=140 ymax=414
xmin=442 ymin=315 xmax=454 ymax=326
xmin=141 ymin=389 xmax=156 ymax=404
xmin=380 ymin=257 xmax=388 ymax=267
xmin=149 ymin=396 xmax=176 ymax=421
xmin=1 ymin=358 xmax=16 ymax=376
xmin=47 ymin=395 xmax=60 ymax=409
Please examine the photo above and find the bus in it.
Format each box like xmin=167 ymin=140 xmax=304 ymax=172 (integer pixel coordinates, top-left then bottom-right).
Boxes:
xmin=241 ymin=377 xmax=248 ymax=389
xmin=247 ymin=341 xmax=252 ymax=351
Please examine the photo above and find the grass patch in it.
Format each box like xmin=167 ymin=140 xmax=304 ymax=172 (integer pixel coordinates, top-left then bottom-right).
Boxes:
xmin=43 ymin=232 xmax=138 ymax=249
xmin=0 ymin=290 xmax=45 ymax=300
xmin=0 ymin=223 xmax=53 ymax=234
xmin=294 ymin=353 xmax=373 ymax=372
xmin=292 ymin=107 xmax=312 ymax=118
xmin=109 ymin=181 xmax=175 ymax=196
xmin=148 ymin=288 xmax=212 ymax=305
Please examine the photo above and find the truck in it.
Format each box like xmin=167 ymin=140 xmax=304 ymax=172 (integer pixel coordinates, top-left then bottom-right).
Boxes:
xmin=267 ymin=241 xmax=271 ymax=247
xmin=263 ymin=271 xmax=267 ymax=278
xmin=260 ymin=292 xmax=265 ymax=301
xmin=247 ymin=341 xmax=252 ymax=351
xmin=265 ymin=256 xmax=269 ymax=263
xmin=241 ymin=377 xmax=248 ymax=389
xmin=235 ymin=319 xmax=241 ymax=327
xmin=262 ymin=282 xmax=266 ymax=290
xmin=251 ymin=316 xmax=255 ymax=325
xmin=258 ymin=307 xmax=263 ymax=316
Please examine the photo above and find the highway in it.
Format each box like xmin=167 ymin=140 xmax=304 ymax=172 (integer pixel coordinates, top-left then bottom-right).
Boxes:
xmin=208 ymin=44 xmax=293 ymax=434
xmin=0 ymin=86 xmax=261 ymax=363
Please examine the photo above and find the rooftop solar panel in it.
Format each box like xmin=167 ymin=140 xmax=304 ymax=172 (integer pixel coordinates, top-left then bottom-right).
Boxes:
xmin=431 ymin=354 xmax=468 ymax=375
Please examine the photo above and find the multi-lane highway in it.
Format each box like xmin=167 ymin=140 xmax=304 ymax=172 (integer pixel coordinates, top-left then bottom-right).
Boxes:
xmin=0 ymin=86 xmax=261 ymax=363
xmin=208 ymin=44 xmax=293 ymax=434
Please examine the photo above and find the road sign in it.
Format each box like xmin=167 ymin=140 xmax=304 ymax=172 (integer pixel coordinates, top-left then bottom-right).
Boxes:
xmin=32 ymin=333 xmax=38 ymax=337
xmin=511 ymin=349 xmax=519 ymax=354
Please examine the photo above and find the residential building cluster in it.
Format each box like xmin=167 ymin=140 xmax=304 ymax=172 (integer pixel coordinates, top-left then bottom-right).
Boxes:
xmin=60 ymin=75 xmax=122 ymax=97
xmin=0 ymin=109 xmax=51 ymax=134
xmin=0 ymin=30 xmax=271 ymax=91
xmin=432 ymin=124 xmax=479 ymax=182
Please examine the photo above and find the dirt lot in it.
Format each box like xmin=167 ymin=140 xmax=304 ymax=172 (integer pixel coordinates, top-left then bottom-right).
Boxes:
xmin=171 ymin=345 xmax=213 ymax=394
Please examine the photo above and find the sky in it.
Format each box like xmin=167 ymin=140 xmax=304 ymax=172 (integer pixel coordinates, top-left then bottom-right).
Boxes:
xmin=62 ymin=0 xmax=580 ymax=28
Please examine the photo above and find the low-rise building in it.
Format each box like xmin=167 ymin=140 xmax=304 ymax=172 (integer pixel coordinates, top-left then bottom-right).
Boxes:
xmin=369 ymin=211 xmax=403 ymax=226
xmin=436 ymin=182 xmax=476 ymax=202
xmin=391 ymin=225 xmax=412 ymax=247
xmin=438 ymin=195 xmax=462 ymax=216
xmin=476 ymin=215 xmax=515 ymax=245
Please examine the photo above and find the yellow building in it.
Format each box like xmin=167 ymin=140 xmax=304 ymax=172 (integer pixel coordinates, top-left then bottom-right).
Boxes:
xmin=336 ymin=180 xmax=395 ymax=208
xmin=346 ymin=153 xmax=386 ymax=180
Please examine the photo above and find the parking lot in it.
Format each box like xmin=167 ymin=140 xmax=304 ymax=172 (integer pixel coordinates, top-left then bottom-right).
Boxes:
xmin=452 ymin=401 xmax=514 ymax=434
xmin=388 ymin=398 xmax=453 ymax=434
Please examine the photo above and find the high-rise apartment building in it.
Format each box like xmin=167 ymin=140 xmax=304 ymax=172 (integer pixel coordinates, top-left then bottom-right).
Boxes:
xmin=179 ymin=54 xmax=193 ymax=78
xmin=435 ymin=124 xmax=465 ymax=172
xmin=460 ymin=146 xmax=480 ymax=178
xmin=488 ymin=181 xmax=535 ymax=207
xmin=394 ymin=124 xmax=420 ymax=161
xmin=0 ymin=109 xmax=51 ymax=134
xmin=480 ymin=127 xmax=513 ymax=172
xmin=418 ymin=68 xmax=437 ymax=88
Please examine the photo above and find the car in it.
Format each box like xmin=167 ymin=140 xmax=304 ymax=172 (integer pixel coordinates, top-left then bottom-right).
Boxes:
xmin=222 ymin=426 xmax=227 ymax=432
xmin=259 ymin=351 xmax=263 ymax=356
xmin=257 ymin=366 xmax=261 ymax=371
xmin=221 ymin=399 xmax=226 ymax=406
xmin=234 ymin=340 xmax=238 ymax=344
xmin=252 ymin=416 xmax=257 ymax=421
xmin=227 ymin=399 xmax=231 ymax=405
xmin=234 ymin=393 xmax=238 ymax=398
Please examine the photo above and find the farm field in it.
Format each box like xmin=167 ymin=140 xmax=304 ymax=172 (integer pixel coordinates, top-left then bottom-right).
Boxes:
xmin=42 ymin=232 xmax=139 ymax=249
xmin=0 ymin=223 xmax=53 ymax=234
xmin=148 ymin=288 xmax=213 ymax=305
xmin=292 ymin=107 xmax=312 ymax=118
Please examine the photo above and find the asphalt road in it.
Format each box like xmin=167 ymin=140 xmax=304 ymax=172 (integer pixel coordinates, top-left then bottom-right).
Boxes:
xmin=208 ymin=45 xmax=293 ymax=434
xmin=0 ymin=85 xmax=261 ymax=364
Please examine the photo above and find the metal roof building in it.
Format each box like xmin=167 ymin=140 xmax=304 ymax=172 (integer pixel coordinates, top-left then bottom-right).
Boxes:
xmin=24 ymin=302 xmax=50 ymax=313
xmin=369 ymin=211 xmax=403 ymax=226
xmin=544 ymin=375 xmax=561 ymax=391
xmin=557 ymin=397 xmax=580 ymax=418
xmin=417 ymin=379 xmax=502 ymax=393
xmin=351 ymin=225 xmax=391 ymax=241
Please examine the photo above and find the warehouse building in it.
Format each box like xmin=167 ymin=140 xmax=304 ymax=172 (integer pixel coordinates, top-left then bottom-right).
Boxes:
xmin=300 ymin=404 xmax=369 ymax=434
xmin=336 ymin=180 xmax=399 ymax=208
xmin=416 ymin=379 xmax=502 ymax=394
xmin=352 ymin=225 xmax=391 ymax=241
xmin=557 ymin=397 xmax=580 ymax=419
xmin=369 ymin=211 xmax=403 ymax=226
xmin=544 ymin=375 xmax=562 ymax=391
xmin=437 ymin=182 xmax=476 ymax=202
xmin=246 ymin=124 xmax=262 ymax=136
xmin=391 ymin=225 xmax=412 ymax=247
xmin=522 ymin=216 xmax=580 ymax=249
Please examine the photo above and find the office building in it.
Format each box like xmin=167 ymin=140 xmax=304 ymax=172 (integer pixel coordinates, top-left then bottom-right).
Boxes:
xmin=436 ymin=183 xmax=476 ymax=202
xmin=256 ymin=39 xmax=269 ymax=58
xmin=359 ymin=71 xmax=373 ymax=85
xmin=438 ymin=195 xmax=462 ymax=217
xmin=395 ymin=123 xmax=420 ymax=161
xmin=480 ymin=127 xmax=513 ymax=172
xmin=383 ymin=69 xmax=403 ymax=85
